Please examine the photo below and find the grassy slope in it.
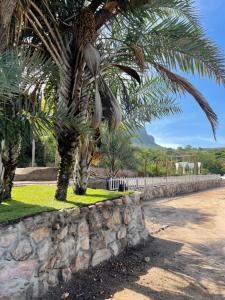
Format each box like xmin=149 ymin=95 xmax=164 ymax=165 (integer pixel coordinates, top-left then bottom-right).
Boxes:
xmin=0 ymin=185 xmax=127 ymax=223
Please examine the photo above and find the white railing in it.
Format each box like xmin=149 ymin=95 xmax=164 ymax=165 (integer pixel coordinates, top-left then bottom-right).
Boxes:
xmin=107 ymin=174 xmax=221 ymax=191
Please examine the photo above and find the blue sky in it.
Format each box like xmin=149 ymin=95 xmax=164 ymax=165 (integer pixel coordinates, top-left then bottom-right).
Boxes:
xmin=146 ymin=0 xmax=225 ymax=149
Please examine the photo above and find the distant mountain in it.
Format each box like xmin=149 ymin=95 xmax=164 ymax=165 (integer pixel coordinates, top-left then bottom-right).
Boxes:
xmin=132 ymin=128 xmax=162 ymax=149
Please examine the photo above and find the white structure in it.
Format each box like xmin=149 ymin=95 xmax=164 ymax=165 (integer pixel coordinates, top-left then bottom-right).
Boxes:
xmin=175 ymin=161 xmax=202 ymax=175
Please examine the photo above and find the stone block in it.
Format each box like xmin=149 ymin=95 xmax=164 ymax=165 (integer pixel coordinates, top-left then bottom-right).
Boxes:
xmin=104 ymin=230 xmax=116 ymax=245
xmin=11 ymin=239 xmax=33 ymax=261
xmin=60 ymin=268 xmax=72 ymax=282
xmin=104 ymin=200 xmax=114 ymax=206
xmin=68 ymin=224 xmax=77 ymax=235
xmin=57 ymin=237 xmax=76 ymax=265
xmin=89 ymin=212 xmax=102 ymax=232
xmin=122 ymin=195 xmax=132 ymax=205
xmin=47 ymin=269 xmax=59 ymax=286
xmin=77 ymin=219 xmax=89 ymax=236
xmin=92 ymin=249 xmax=111 ymax=267
xmin=91 ymin=233 xmax=106 ymax=251
xmin=0 ymin=280 xmax=27 ymax=300
xmin=117 ymin=226 xmax=127 ymax=239
xmin=31 ymin=227 xmax=51 ymax=243
xmin=123 ymin=208 xmax=131 ymax=225
xmin=0 ymin=260 xmax=37 ymax=283
xmin=128 ymin=233 xmax=141 ymax=246
xmin=112 ymin=208 xmax=121 ymax=225
xmin=0 ymin=233 xmax=17 ymax=248
xmin=77 ymin=236 xmax=89 ymax=251
xmin=114 ymin=198 xmax=123 ymax=206
xmin=0 ymin=247 xmax=5 ymax=258
xmin=109 ymin=241 xmax=120 ymax=256
xmin=106 ymin=208 xmax=121 ymax=230
xmin=102 ymin=207 xmax=112 ymax=219
xmin=72 ymin=251 xmax=90 ymax=272
xmin=56 ymin=226 xmax=68 ymax=240
xmin=120 ymin=238 xmax=128 ymax=249
xmin=37 ymin=240 xmax=52 ymax=261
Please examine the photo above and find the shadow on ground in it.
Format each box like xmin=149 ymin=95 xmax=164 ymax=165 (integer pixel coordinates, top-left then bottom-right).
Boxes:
xmin=39 ymin=237 xmax=225 ymax=300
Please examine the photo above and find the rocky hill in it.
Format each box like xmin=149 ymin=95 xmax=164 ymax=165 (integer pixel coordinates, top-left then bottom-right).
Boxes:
xmin=132 ymin=128 xmax=162 ymax=149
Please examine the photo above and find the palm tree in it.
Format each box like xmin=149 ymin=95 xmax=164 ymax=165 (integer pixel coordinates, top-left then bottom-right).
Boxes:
xmin=100 ymin=126 xmax=136 ymax=178
xmin=0 ymin=0 xmax=22 ymax=199
xmin=10 ymin=0 xmax=225 ymax=201
xmin=0 ymin=49 xmax=59 ymax=200
xmin=73 ymin=76 xmax=181 ymax=194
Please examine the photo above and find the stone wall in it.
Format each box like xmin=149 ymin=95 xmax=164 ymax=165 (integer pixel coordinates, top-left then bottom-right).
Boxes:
xmin=15 ymin=167 xmax=138 ymax=182
xmin=0 ymin=194 xmax=148 ymax=300
xmin=142 ymin=179 xmax=223 ymax=201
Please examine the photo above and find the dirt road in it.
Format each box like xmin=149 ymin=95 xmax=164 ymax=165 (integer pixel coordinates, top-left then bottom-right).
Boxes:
xmin=111 ymin=187 xmax=225 ymax=300
xmin=43 ymin=187 xmax=225 ymax=300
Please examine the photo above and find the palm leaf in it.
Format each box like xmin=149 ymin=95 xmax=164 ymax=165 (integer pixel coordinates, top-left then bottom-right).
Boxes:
xmin=154 ymin=63 xmax=218 ymax=137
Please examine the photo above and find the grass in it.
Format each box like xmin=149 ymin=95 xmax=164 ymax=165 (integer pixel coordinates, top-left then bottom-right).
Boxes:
xmin=0 ymin=185 xmax=128 ymax=223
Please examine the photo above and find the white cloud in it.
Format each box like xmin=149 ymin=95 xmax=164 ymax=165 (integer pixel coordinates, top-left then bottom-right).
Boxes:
xmin=157 ymin=142 xmax=182 ymax=149
xmin=152 ymin=134 xmax=225 ymax=148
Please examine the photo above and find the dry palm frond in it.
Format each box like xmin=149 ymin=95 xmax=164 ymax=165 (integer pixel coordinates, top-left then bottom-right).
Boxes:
xmin=92 ymin=79 xmax=103 ymax=129
xmin=91 ymin=152 xmax=101 ymax=166
xmin=76 ymin=7 xmax=97 ymax=47
xmin=130 ymin=44 xmax=145 ymax=70
xmin=83 ymin=43 xmax=101 ymax=76
xmin=112 ymin=64 xmax=141 ymax=84
xmin=154 ymin=63 xmax=218 ymax=138
xmin=100 ymin=76 xmax=122 ymax=129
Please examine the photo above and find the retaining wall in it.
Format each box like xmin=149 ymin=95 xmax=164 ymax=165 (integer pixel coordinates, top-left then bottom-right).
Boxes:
xmin=142 ymin=178 xmax=223 ymax=201
xmin=0 ymin=194 xmax=148 ymax=300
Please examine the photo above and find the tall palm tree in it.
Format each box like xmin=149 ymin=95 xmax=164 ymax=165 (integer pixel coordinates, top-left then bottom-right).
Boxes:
xmin=0 ymin=49 xmax=59 ymax=200
xmin=0 ymin=0 xmax=22 ymax=199
xmin=11 ymin=0 xmax=225 ymax=201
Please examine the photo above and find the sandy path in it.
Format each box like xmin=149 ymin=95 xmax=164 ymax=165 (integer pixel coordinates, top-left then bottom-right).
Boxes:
xmin=111 ymin=187 xmax=225 ymax=300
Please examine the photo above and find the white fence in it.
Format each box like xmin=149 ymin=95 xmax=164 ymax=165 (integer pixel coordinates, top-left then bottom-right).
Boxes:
xmin=108 ymin=174 xmax=221 ymax=191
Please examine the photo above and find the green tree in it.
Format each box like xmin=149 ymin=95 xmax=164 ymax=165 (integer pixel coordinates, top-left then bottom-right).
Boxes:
xmin=100 ymin=127 xmax=136 ymax=177
xmin=0 ymin=50 xmax=59 ymax=200
xmin=4 ymin=0 xmax=225 ymax=201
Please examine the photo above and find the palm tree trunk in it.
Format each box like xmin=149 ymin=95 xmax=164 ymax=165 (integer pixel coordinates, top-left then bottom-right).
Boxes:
xmin=31 ymin=138 xmax=36 ymax=167
xmin=0 ymin=151 xmax=5 ymax=202
xmin=55 ymin=131 xmax=79 ymax=201
xmin=0 ymin=0 xmax=17 ymax=53
xmin=54 ymin=57 xmax=76 ymax=201
xmin=54 ymin=5 xmax=100 ymax=198
xmin=55 ymin=59 xmax=88 ymax=201
xmin=1 ymin=139 xmax=21 ymax=200
xmin=0 ymin=0 xmax=20 ymax=202
xmin=74 ymin=128 xmax=101 ymax=195
xmin=74 ymin=139 xmax=92 ymax=195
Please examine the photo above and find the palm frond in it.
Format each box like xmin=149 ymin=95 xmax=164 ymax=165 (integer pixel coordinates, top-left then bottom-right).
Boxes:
xmin=154 ymin=63 xmax=218 ymax=138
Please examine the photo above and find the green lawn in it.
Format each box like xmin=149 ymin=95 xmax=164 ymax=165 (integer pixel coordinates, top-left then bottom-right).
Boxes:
xmin=0 ymin=185 xmax=127 ymax=223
